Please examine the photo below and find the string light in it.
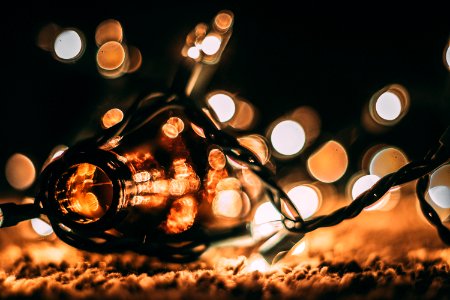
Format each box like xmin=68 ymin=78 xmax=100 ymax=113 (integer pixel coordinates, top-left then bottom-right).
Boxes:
xmin=53 ymin=29 xmax=85 ymax=62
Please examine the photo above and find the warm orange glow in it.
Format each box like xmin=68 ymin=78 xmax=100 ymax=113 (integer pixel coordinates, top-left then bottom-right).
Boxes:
xmin=126 ymin=46 xmax=142 ymax=73
xmin=97 ymin=41 xmax=126 ymax=70
xmin=169 ymin=179 xmax=189 ymax=196
xmin=444 ymin=41 xmax=450 ymax=70
xmin=37 ymin=23 xmax=61 ymax=52
xmin=162 ymin=123 xmax=179 ymax=139
xmin=101 ymin=108 xmax=124 ymax=129
xmin=162 ymin=196 xmax=198 ymax=234
xmin=307 ymin=140 xmax=348 ymax=183
xmin=5 ymin=153 xmax=36 ymax=190
xmin=191 ymin=123 xmax=206 ymax=138
xmin=369 ymin=147 xmax=408 ymax=177
xmin=95 ymin=19 xmax=123 ymax=46
xmin=216 ymin=177 xmax=241 ymax=192
xmin=187 ymin=46 xmax=200 ymax=59
xmin=214 ymin=11 xmax=234 ymax=32
xmin=205 ymin=169 xmax=228 ymax=202
xmin=429 ymin=164 xmax=450 ymax=209
xmin=212 ymin=190 xmax=243 ymax=218
xmin=240 ymin=168 xmax=264 ymax=199
xmin=237 ymin=135 xmax=270 ymax=165
xmin=208 ymin=149 xmax=226 ymax=170
xmin=228 ymin=99 xmax=256 ymax=130
xmin=167 ymin=117 xmax=184 ymax=133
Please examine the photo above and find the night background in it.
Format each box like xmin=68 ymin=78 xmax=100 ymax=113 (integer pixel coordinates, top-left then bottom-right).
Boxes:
xmin=0 ymin=2 xmax=449 ymax=299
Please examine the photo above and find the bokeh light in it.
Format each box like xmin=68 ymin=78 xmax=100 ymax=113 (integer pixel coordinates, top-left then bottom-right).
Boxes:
xmin=228 ymin=99 xmax=257 ymax=130
xmin=214 ymin=11 xmax=234 ymax=32
xmin=101 ymin=108 xmax=124 ymax=129
xmin=95 ymin=19 xmax=123 ymax=46
xmin=237 ymin=135 xmax=270 ymax=165
xmin=369 ymin=84 xmax=409 ymax=126
xmin=201 ymin=34 xmax=222 ymax=55
xmin=444 ymin=41 xmax=450 ymax=70
xmin=351 ymin=174 xmax=380 ymax=200
xmin=212 ymin=190 xmax=243 ymax=218
xmin=287 ymin=185 xmax=321 ymax=219
xmin=37 ymin=23 xmax=61 ymax=52
xmin=187 ymin=46 xmax=200 ymax=59
xmin=270 ymin=120 xmax=305 ymax=156
xmin=97 ymin=41 xmax=126 ymax=70
xmin=369 ymin=147 xmax=408 ymax=177
xmin=350 ymin=174 xmax=394 ymax=211
xmin=428 ymin=164 xmax=450 ymax=208
xmin=307 ymin=140 xmax=348 ymax=183
xmin=126 ymin=46 xmax=142 ymax=73
xmin=375 ymin=92 xmax=402 ymax=121
xmin=290 ymin=240 xmax=307 ymax=256
xmin=53 ymin=29 xmax=84 ymax=62
xmin=290 ymin=106 xmax=321 ymax=148
xmin=208 ymin=149 xmax=226 ymax=170
xmin=5 ymin=153 xmax=36 ymax=190
xmin=252 ymin=201 xmax=282 ymax=240
xmin=207 ymin=92 xmax=236 ymax=122
xmin=31 ymin=218 xmax=54 ymax=237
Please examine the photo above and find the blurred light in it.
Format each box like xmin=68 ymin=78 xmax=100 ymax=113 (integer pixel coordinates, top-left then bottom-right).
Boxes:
xmin=162 ymin=124 xmax=178 ymax=138
xmin=207 ymin=93 xmax=236 ymax=122
xmin=444 ymin=41 xmax=450 ymax=70
xmin=228 ymin=99 xmax=257 ymax=130
xmin=187 ymin=46 xmax=200 ymax=59
xmin=252 ymin=202 xmax=282 ymax=240
xmin=126 ymin=46 xmax=143 ymax=73
xmin=216 ymin=177 xmax=241 ymax=192
xmin=201 ymin=34 xmax=222 ymax=55
xmin=369 ymin=84 xmax=409 ymax=126
xmin=369 ymin=147 xmax=408 ymax=177
xmin=162 ymin=196 xmax=198 ymax=234
xmin=97 ymin=41 xmax=126 ymax=70
xmin=270 ymin=120 xmax=305 ymax=156
xmin=5 ymin=153 xmax=36 ymax=190
xmin=101 ymin=108 xmax=124 ymax=129
xmin=54 ymin=29 xmax=84 ymax=61
xmin=290 ymin=240 xmax=307 ymax=256
xmin=351 ymin=174 xmax=379 ymax=199
xmin=37 ymin=23 xmax=61 ymax=52
xmin=31 ymin=218 xmax=53 ymax=237
xmin=237 ymin=135 xmax=270 ymax=165
xmin=191 ymin=123 xmax=206 ymax=138
xmin=167 ymin=117 xmax=184 ymax=134
xmin=214 ymin=11 xmax=234 ymax=32
xmin=290 ymin=106 xmax=321 ymax=148
xmin=287 ymin=185 xmax=321 ymax=219
xmin=375 ymin=92 xmax=402 ymax=121
xmin=245 ymin=254 xmax=270 ymax=273
xmin=95 ymin=19 xmax=123 ymax=46
xmin=208 ymin=149 xmax=226 ymax=170
xmin=429 ymin=164 xmax=450 ymax=208
xmin=212 ymin=190 xmax=243 ymax=218
xmin=307 ymin=141 xmax=348 ymax=183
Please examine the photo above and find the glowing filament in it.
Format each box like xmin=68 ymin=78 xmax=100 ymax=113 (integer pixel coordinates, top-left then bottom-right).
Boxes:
xmin=214 ymin=11 xmax=233 ymax=32
xmin=216 ymin=177 xmax=241 ymax=192
xmin=208 ymin=149 xmax=226 ymax=170
xmin=95 ymin=19 xmax=123 ymax=46
xmin=162 ymin=196 xmax=198 ymax=234
xmin=429 ymin=164 xmax=450 ymax=208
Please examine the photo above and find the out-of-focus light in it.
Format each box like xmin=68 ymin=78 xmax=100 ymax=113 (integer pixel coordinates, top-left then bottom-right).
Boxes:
xmin=162 ymin=117 xmax=184 ymax=139
xmin=5 ymin=153 xmax=36 ymax=190
xmin=126 ymin=46 xmax=142 ymax=73
xmin=307 ymin=140 xmax=348 ymax=183
xmin=212 ymin=190 xmax=243 ymax=218
xmin=208 ymin=149 xmax=226 ymax=170
xmin=287 ymin=185 xmax=321 ymax=219
xmin=101 ymin=108 xmax=124 ymax=129
xmin=245 ymin=254 xmax=270 ymax=273
xmin=97 ymin=41 xmax=126 ymax=70
xmin=228 ymin=99 xmax=256 ymax=130
xmin=429 ymin=164 xmax=450 ymax=208
xmin=214 ymin=11 xmax=234 ymax=32
xmin=191 ymin=123 xmax=206 ymax=138
xmin=290 ymin=106 xmax=321 ymax=148
xmin=444 ymin=41 xmax=450 ymax=70
xmin=375 ymin=92 xmax=402 ymax=121
xmin=369 ymin=84 xmax=409 ymax=126
xmin=167 ymin=117 xmax=184 ymax=134
xmin=37 ymin=23 xmax=61 ymax=52
xmin=187 ymin=46 xmax=200 ymax=59
xmin=95 ymin=19 xmax=123 ymax=46
xmin=290 ymin=240 xmax=307 ymax=256
xmin=270 ymin=120 xmax=305 ymax=156
xmin=237 ymin=135 xmax=270 ymax=165
xmin=252 ymin=202 xmax=282 ymax=240
xmin=369 ymin=147 xmax=408 ymax=177
xmin=201 ymin=34 xmax=222 ymax=55
xmin=31 ymin=218 xmax=53 ymax=237
xmin=54 ymin=29 xmax=84 ymax=61
xmin=207 ymin=93 xmax=236 ymax=122
xmin=351 ymin=175 xmax=380 ymax=199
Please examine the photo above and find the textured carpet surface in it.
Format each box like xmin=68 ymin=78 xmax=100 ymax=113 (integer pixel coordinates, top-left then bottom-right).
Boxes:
xmin=1 ymin=193 xmax=449 ymax=299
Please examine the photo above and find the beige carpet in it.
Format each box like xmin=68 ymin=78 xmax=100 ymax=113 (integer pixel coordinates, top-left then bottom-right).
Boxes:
xmin=1 ymin=192 xmax=449 ymax=299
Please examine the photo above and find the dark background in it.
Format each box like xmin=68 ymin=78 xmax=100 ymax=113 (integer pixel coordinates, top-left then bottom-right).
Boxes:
xmin=0 ymin=2 xmax=448 ymax=196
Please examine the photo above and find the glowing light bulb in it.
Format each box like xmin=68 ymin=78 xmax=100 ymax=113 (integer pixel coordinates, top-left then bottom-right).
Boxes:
xmin=187 ymin=46 xmax=200 ymax=59
xmin=375 ymin=91 xmax=402 ymax=121
xmin=252 ymin=202 xmax=282 ymax=241
xmin=369 ymin=147 xmax=408 ymax=177
xmin=167 ymin=117 xmax=184 ymax=134
xmin=429 ymin=164 xmax=450 ymax=208
xmin=5 ymin=153 xmax=36 ymax=190
xmin=307 ymin=140 xmax=348 ymax=183
xmin=54 ymin=30 xmax=84 ymax=61
xmin=214 ymin=11 xmax=233 ymax=32
xmin=212 ymin=190 xmax=243 ymax=218
xmin=208 ymin=149 xmax=226 ymax=170
xmin=287 ymin=185 xmax=320 ymax=219
xmin=207 ymin=93 xmax=236 ymax=122
xmin=102 ymin=108 xmax=124 ymax=129
xmin=290 ymin=240 xmax=307 ymax=256
xmin=162 ymin=123 xmax=179 ymax=138
xmin=237 ymin=135 xmax=270 ymax=165
xmin=95 ymin=19 xmax=123 ymax=46
xmin=97 ymin=41 xmax=126 ymax=70
xmin=201 ymin=35 xmax=222 ymax=55
xmin=245 ymin=254 xmax=270 ymax=273
xmin=270 ymin=120 xmax=305 ymax=156
xmin=31 ymin=218 xmax=54 ymax=237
